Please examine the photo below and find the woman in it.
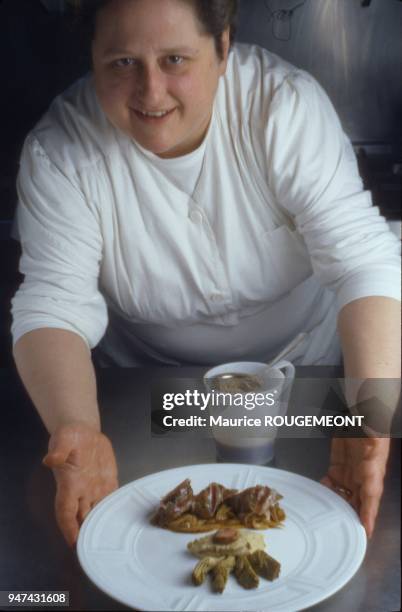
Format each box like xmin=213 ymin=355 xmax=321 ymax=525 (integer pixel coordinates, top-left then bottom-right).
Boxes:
xmin=12 ymin=0 xmax=400 ymax=546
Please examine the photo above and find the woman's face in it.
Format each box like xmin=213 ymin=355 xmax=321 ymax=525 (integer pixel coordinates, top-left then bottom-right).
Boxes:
xmin=92 ymin=0 xmax=230 ymax=158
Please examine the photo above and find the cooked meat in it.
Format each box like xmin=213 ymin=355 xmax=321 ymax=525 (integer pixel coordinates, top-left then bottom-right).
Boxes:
xmin=152 ymin=480 xmax=285 ymax=532
xmin=213 ymin=528 xmax=240 ymax=545
xmin=225 ymin=485 xmax=282 ymax=519
xmin=192 ymin=483 xmax=237 ymax=519
xmin=152 ymin=479 xmax=193 ymax=526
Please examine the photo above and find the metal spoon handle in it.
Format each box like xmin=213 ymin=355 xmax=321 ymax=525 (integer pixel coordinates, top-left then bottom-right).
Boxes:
xmin=267 ymin=332 xmax=307 ymax=368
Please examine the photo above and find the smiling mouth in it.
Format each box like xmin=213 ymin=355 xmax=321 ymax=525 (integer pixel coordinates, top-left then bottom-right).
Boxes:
xmin=133 ymin=108 xmax=176 ymax=122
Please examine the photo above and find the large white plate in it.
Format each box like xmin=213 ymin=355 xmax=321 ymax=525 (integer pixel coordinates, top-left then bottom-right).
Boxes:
xmin=77 ymin=464 xmax=366 ymax=611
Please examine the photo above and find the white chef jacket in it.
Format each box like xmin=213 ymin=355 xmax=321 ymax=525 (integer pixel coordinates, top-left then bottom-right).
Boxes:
xmin=11 ymin=44 xmax=401 ymax=366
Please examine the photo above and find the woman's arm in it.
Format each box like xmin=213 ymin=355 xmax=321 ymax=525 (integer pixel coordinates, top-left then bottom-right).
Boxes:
xmin=338 ymin=296 xmax=401 ymax=379
xmin=321 ymin=295 xmax=400 ymax=538
xmin=259 ymin=66 xmax=400 ymax=536
xmin=12 ymin=129 xmax=112 ymax=547
xmin=13 ymin=328 xmax=118 ymax=547
xmin=13 ymin=328 xmax=100 ymax=433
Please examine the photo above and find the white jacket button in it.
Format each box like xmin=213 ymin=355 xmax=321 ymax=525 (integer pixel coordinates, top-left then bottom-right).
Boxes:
xmin=210 ymin=293 xmax=224 ymax=303
xmin=189 ymin=210 xmax=203 ymax=224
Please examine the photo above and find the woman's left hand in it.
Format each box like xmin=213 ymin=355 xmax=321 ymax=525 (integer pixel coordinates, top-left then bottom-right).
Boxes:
xmin=321 ymin=437 xmax=390 ymax=538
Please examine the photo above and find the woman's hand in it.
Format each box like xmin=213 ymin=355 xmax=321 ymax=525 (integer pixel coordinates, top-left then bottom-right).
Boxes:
xmin=321 ymin=437 xmax=390 ymax=538
xmin=42 ymin=422 xmax=119 ymax=547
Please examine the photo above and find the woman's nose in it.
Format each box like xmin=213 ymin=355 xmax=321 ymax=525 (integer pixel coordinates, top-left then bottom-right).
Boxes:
xmin=136 ymin=64 xmax=166 ymax=107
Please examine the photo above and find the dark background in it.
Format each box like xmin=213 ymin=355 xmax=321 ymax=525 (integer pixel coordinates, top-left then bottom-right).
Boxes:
xmin=1 ymin=0 xmax=401 ymax=367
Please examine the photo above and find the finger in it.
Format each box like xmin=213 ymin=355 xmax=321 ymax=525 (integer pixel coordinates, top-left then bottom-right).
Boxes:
xmin=77 ymin=497 xmax=92 ymax=525
xmin=320 ymin=475 xmax=335 ymax=489
xmin=100 ymin=478 xmax=119 ymax=500
xmin=360 ymin=492 xmax=381 ymax=539
xmin=55 ymin=489 xmax=80 ymax=548
xmin=87 ymin=486 xmax=112 ymax=512
xmin=359 ymin=477 xmax=384 ymax=539
xmin=321 ymin=474 xmax=358 ymax=509
xmin=350 ymin=488 xmax=360 ymax=513
xmin=320 ymin=472 xmax=351 ymax=493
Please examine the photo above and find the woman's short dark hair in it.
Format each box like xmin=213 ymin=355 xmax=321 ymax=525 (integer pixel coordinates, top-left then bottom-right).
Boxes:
xmin=70 ymin=0 xmax=238 ymax=59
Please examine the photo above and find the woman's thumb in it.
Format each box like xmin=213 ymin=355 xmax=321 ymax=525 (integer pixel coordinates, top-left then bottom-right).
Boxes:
xmin=42 ymin=451 xmax=69 ymax=468
xmin=42 ymin=432 xmax=74 ymax=468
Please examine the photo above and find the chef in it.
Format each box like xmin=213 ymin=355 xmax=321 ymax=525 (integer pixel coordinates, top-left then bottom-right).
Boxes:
xmin=11 ymin=0 xmax=400 ymax=546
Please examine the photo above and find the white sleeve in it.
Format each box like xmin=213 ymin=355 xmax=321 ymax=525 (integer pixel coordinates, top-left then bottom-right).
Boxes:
xmin=264 ymin=71 xmax=401 ymax=310
xmin=11 ymin=135 xmax=108 ymax=348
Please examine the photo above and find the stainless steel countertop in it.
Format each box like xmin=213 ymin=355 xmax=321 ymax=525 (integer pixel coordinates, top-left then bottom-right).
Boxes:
xmin=1 ymin=367 xmax=400 ymax=612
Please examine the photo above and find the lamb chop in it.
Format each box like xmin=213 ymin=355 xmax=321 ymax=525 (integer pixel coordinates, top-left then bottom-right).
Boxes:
xmin=192 ymin=483 xmax=237 ymax=519
xmin=224 ymin=485 xmax=282 ymax=520
xmin=152 ymin=478 xmax=194 ymax=526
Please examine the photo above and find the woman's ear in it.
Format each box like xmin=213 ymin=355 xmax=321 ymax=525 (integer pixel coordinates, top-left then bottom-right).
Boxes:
xmin=219 ymin=27 xmax=231 ymax=74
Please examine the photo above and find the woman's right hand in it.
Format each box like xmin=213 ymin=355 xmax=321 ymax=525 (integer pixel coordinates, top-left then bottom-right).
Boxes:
xmin=42 ymin=422 xmax=119 ymax=547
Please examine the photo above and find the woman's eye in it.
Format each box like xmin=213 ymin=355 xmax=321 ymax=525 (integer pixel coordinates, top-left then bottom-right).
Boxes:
xmin=114 ymin=58 xmax=136 ymax=68
xmin=167 ymin=55 xmax=184 ymax=65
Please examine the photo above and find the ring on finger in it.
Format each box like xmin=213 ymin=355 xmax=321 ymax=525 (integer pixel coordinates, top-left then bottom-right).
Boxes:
xmin=334 ymin=485 xmax=352 ymax=497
